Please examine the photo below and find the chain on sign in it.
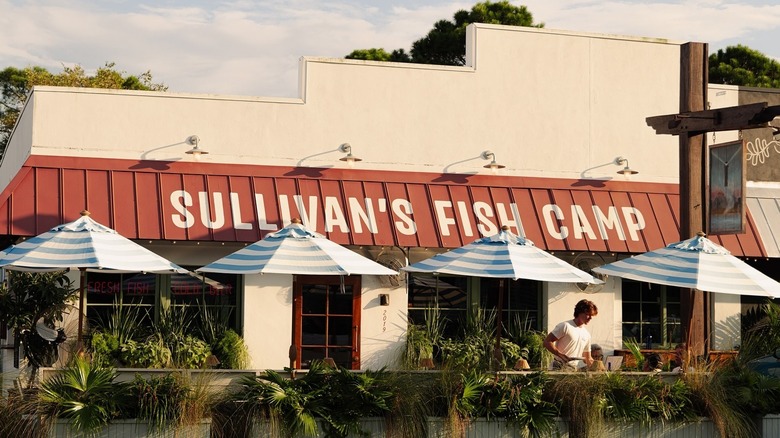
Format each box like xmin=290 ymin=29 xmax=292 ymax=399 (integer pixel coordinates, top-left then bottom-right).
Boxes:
xmin=745 ymin=136 xmax=780 ymax=166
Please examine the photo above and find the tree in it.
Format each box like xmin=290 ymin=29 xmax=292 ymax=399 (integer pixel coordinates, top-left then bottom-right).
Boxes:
xmin=709 ymin=45 xmax=780 ymax=88
xmin=0 ymin=62 xmax=167 ymax=156
xmin=0 ymin=271 xmax=78 ymax=385
xmin=346 ymin=48 xmax=411 ymax=62
xmin=346 ymin=1 xmax=543 ymax=66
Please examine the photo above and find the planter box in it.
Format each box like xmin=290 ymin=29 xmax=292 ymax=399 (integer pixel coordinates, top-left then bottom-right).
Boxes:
xmin=46 ymin=416 xmax=780 ymax=437
xmin=50 ymin=419 xmax=211 ymax=438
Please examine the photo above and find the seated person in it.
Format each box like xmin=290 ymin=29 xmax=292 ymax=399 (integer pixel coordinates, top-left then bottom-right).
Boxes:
xmin=588 ymin=344 xmax=606 ymax=371
xmin=643 ymin=353 xmax=663 ymax=372
xmin=671 ymin=343 xmax=687 ymax=372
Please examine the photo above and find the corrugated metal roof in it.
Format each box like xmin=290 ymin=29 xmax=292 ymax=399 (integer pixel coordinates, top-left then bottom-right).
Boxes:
xmin=747 ymin=185 xmax=780 ymax=257
xmin=0 ymin=155 xmax=768 ymax=258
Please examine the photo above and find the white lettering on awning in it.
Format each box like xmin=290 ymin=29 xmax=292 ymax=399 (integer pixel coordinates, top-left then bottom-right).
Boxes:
xmin=169 ymin=190 xmax=646 ymax=244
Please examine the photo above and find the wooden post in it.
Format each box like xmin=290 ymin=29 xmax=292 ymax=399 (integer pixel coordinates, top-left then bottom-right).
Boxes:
xmin=679 ymin=42 xmax=708 ymax=358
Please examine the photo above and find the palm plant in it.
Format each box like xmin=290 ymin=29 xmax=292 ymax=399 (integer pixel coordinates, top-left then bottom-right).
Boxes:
xmin=739 ymin=300 xmax=780 ymax=364
xmin=480 ymin=372 xmax=556 ymax=437
xmin=622 ymin=337 xmax=645 ymax=370
xmin=38 ymin=356 xmax=129 ymax=436
xmin=227 ymin=367 xmax=325 ymax=437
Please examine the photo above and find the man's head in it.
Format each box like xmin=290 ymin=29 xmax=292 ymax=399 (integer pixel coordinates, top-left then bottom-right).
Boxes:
xmin=573 ymin=299 xmax=598 ymax=325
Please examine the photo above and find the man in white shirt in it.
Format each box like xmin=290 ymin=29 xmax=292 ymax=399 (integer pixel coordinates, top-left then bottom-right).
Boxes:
xmin=544 ymin=299 xmax=599 ymax=370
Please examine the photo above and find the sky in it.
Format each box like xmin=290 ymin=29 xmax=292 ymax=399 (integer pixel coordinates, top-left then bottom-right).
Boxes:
xmin=2 ymin=0 xmax=780 ymax=98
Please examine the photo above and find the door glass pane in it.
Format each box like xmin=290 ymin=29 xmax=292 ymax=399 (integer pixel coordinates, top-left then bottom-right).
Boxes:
xmin=302 ymin=285 xmax=327 ymax=314
xmin=302 ymin=316 xmax=326 ymax=345
xmin=622 ymin=281 xmax=641 ymax=301
xmin=329 ymin=348 xmax=352 ymax=367
xmin=301 ymin=347 xmax=326 ymax=368
xmin=329 ymin=317 xmax=352 ymax=345
xmin=329 ymin=286 xmax=353 ymax=314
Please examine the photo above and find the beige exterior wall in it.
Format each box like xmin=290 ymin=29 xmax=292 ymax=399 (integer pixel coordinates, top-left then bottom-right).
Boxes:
xmin=17 ymin=25 xmax=682 ymax=184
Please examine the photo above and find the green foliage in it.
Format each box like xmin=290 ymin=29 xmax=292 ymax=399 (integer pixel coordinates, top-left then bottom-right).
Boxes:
xmin=155 ymin=305 xmax=212 ymax=367
xmin=126 ymin=373 xmax=191 ymax=431
xmin=38 ymin=356 xmax=129 ymax=436
xmin=213 ymin=329 xmax=251 ymax=369
xmin=223 ymin=361 xmax=412 ymax=438
xmin=0 ymin=271 xmax=76 ymax=337
xmin=89 ymin=331 xmax=120 ymax=368
xmin=100 ymin=297 xmax=146 ymax=345
xmin=169 ymin=335 xmax=211 ymax=368
xmin=622 ymin=337 xmax=645 ymax=370
xmin=709 ymin=45 xmax=780 ymax=88
xmin=403 ymin=307 xmax=442 ymax=369
xmin=345 ymin=48 xmax=411 ymax=62
xmin=683 ymin=362 xmax=759 ymax=438
xmin=120 ymin=336 xmax=172 ymax=368
xmin=411 ymin=0 xmax=542 ymax=66
xmin=545 ymin=372 xmax=699 ymax=438
xmin=0 ymin=271 xmax=77 ymax=382
xmin=346 ymin=1 xmax=542 ymax=67
xmin=481 ymin=373 xmax=557 ymax=435
xmin=738 ymin=300 xmax=780 ymax=364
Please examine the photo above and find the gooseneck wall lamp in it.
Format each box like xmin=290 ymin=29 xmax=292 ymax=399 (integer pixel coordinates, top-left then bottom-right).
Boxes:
xmin=185 ymin=135 xmax=209 ymax=158
xmin=481 ymin=150 xmax=506 ymax=173
xmin=339 ymin=143 xmax=362 ymax=167
xmin=614 ymin=156 xmax=638 ymax=175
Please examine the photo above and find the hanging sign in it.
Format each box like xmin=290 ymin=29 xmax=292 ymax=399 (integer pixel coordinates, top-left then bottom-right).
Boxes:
xmin=708 ymin=139 xmax=746 ymax=235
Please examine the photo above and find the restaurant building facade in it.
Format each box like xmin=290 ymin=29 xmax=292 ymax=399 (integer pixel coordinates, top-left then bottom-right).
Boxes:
xmin=0 ymin=24 xmax=776 ymax=373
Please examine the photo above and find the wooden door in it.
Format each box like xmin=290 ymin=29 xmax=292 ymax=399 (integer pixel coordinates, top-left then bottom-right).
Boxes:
xmin=292 ymin=276 xmax=361 ymax=369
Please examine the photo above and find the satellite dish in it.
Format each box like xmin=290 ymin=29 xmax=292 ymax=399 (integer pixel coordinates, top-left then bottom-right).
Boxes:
xmin=572 ymin=253 xmax=607 ymax=293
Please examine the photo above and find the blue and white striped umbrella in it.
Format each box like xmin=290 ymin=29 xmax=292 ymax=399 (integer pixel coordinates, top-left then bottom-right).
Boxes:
xmin=0 ymin=212 xmax=186 ymax=274
xmin=593 ymin=233 xmax=780 ymax=298
xmin=0 ymin=210 xmax=186 ymax=345
xmin=197 ymin=219 xmax=397 ymax=276
xmin=402 ymin=226 xmax=601 ymax=284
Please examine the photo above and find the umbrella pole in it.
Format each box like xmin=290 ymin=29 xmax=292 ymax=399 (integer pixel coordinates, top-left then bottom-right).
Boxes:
xmin=77 ymin=268 xmax=86 ymax=351
xmin=493 ymin=279 xmax=506 ymax=370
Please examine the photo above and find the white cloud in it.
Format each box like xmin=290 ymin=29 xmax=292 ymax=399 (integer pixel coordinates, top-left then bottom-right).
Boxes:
xmin=1 ymin=0 xmax=779 ymax=97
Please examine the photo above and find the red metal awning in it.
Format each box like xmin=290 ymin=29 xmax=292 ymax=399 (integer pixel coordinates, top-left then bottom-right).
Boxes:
xmin=0 ymin=155 xmax=767 ymax=257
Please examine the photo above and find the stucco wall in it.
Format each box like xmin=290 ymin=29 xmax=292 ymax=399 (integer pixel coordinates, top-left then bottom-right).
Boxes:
xmin=14 ymin=25 xmax=683 ymax=186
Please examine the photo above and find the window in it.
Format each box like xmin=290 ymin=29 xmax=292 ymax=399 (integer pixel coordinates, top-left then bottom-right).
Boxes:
xmin=407 ymin=274 xmax=541 ymax=336
xmin=169 ymin=269 xmax=240 ymax=329
xmin=480 ymin=278 xmax=541 ymax=331
xmin=85 ymin=269 xmax=241 ymax=331
xmin=622 ymin=279 xmax=681 ymax=347
xmin=407 ymin=275 xmax=469 ymax=338
xmin=86 ymin=272 xmax=156 ymax=327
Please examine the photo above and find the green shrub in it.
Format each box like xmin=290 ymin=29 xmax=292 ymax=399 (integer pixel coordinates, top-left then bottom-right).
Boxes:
xmin=126 ymin=373 xmax=191 ymax=431
xmin=213 ymin=329 xmax=250 ymax=369
xmin=89 ymin=331 xmax=120 ymax=368
xmin=120 ymin=336 xmax=172 ymax=368
xmin=170 ymin=335 xmax=211 ymax=368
